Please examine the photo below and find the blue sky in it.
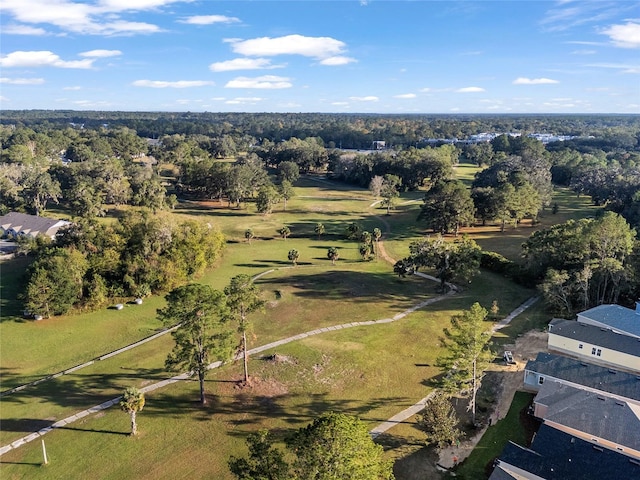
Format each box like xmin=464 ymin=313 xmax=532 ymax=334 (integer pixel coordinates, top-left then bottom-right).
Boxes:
xmin=1 ymin=0 xmax=639 ymax=113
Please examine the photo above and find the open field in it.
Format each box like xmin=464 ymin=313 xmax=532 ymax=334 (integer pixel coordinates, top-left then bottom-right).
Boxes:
xmin=0 ymin=175 xmax=599 ymax=479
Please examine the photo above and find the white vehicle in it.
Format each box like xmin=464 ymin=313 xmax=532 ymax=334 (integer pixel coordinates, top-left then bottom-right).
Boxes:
xmin=503 ymin=351 xmax=515 ymax=365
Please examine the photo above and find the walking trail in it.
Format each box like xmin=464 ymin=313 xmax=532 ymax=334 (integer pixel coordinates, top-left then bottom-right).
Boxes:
xmin=0 ymin=187 xmax=539 ymax=466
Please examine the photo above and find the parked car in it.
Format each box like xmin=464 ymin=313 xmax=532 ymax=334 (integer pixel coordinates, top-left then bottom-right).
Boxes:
xmin=503 ymin=350 xmax=516 ymax=365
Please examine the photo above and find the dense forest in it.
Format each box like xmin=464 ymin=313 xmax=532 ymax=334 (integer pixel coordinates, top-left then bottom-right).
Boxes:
xmin=1 ymin=111 xmax=639 ymax=317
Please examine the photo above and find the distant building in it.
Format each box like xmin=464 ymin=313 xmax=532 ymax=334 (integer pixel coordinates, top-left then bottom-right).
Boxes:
xmin=0 ymin=212 xmax=71 ymax=240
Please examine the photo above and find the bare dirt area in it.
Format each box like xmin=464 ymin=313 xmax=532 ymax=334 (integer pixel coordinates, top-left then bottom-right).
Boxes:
xmin=436 ymin=329 xmax=548 ymax=471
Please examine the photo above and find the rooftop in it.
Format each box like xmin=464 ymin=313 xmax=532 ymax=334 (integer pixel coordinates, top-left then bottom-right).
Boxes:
xmin=497 ymin=424 xmax=640 ymax=480
xmin=549 ymin=318 xmax=640 ymax=359
xmin=525 ymin=352 xmax=640 ymax=402
xmin=0 ymin=212 xmax=70 ymax=239
xmin=578 ymin=304 xmax=640 ymax=338
xmin=535 ymin=382 xmax=640 ymax=452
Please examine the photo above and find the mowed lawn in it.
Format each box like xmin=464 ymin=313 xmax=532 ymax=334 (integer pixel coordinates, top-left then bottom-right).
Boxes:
xmin=0 ymin=268 xmax=537 ymax=479
xmin=0 ymin=174 xmax=569 ymax=479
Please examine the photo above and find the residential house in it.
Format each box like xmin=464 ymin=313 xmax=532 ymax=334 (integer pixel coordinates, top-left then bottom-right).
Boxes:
xmin=531 ymin=382 xmax=640 ymax=459
xmin=547 ymin=318 xmax=640 ymax=373
xmin=491 ymin=424 xmax=640 ymax=480
xmin=0 ymin=212 xmax=71 ymax=240
xmin=577 ymin=303 xmax=640 ymax=339
xmin=523 ymin=352 xmax=640 ymax=406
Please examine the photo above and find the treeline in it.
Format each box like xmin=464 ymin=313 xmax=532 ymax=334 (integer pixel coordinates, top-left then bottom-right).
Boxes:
xmin=21 ymin=212 xmax=225 ymax=318
xmin=2 ymin=110 xmax=639 ymax=150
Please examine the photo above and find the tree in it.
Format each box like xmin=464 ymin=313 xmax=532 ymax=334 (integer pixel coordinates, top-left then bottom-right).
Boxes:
xmin=369 ymin=175 xmax=384 ymax=197
xmin=287 ymin=412 xmax=394 ymax=480
xmin=327 ymin=247 xmax=339 ymax=265
xmin=157 ymin=284 xmax=234 ymax=405
xmin=278 ymin=160 xmax=300 ymax=184
xmin=224 ymin=274 xmax=265 ymax=385
xmin=401 ymin=235 xmax=481 ymax=292
xmin=288 ymin=249 xmax=300 ymax=266
xmin=256 ymin=184 xmax=280 ymax=215
xmin=229 ymin=430 xmax=290 ymax=480
xmin=21 ymin=170 xmax=61 ymax=216
xmin=359 ymin=242 xmax=373 ymax=261
xmin=436 ymin=303 xmax=493 ymax=425
xmin=380 ymin=174 xmax=401 ymax=215
xmin=279 ymin=225 xmax=291 ymax=241
xmin=419 ymin=180 xmax=475 ymax=236
xmin=245 ymin=228 xmax=254 ymax=244
xmin=373 ymin=227 xmax=382 ymax=257
xmin=419 ymin=392 xmax=462 ymax=449
xmin=345 ymin=222 xmax=362 ymax=240
xmin=120 ymin=386 xmax=145 ymax=436
xmin=314 ymin=222 xmax=325 ymax=239
xmin=278 ymin=180 xmax=295 ymax=211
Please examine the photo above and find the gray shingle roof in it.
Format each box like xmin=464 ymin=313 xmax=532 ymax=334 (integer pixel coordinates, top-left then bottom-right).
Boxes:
xmin=549 ymin=318 xmax=640 ymax=358
xmin=525 ymin=352 xmax=640 ymax=402
xmin=497 ymin=424 xmax=640 ymax=480
xmin=535 ymin=382 xmax=640 ymax=452
xmin=0 ymin=212 xmax=70 ymax=239
xmin=578 ymin=304 xmax=640 ymax=338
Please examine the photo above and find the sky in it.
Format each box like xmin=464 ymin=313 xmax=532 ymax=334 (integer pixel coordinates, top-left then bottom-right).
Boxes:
xmin=1 ymin=0 xmax=639 ymax=114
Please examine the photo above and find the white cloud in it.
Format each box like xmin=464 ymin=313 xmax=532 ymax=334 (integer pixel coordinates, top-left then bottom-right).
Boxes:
xmin=229 ymin=34 xmax=347 ymax=60
xmin=225 ymin=75 xmax=292 ymax=89
xmin=179 ymin=15 xmax=240 ymax=25
xmin=456 ymin=86 xmax=485 ymax=92
xmin=394 ymin=93 xmax=416 ymax=99
xmin=209 ymin=58 xmax=278 ymax=72
xmin=513 ymin=77 xmax=559 ymax=85
xmin=79 ymin=49 xmax=122 ymax=57
xmin=419 ymin=87 xmax=432 ymax=93
xmin=0 ymin=77 xmax=45 ymax=85
xmin=0 ymin=51 xmax=94 ymax=69
xmin=349 ymin=96 xmax=379 ymax=102
xmin=571 ymin=49 xmax=597 ymax=55
xmin=601 ymin=22 xmax=640 ymax=48
xmin=331 ymin=101 xmax=349 ymax=106
xmin=319 ymin=56 xmax=356 ymax=66
xmin=0 ymin=96 xmax=9 ymax=102
xmin=225 ymin=97 xmax=263 ymax=105
xmin=132 ymin=79 xmax=214 ymax=88
xmin=64 ymin=86 xmax=83 ymax=90
xmin=1 ymin=0 xmax=166 ymax=36
xmin=584 ymin=62 xmax=640 ymax=74
xmin=2 ymin=24 xmax=47 ymax=35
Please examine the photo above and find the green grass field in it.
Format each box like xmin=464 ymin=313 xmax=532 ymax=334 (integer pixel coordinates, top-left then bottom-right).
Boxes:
xmin=0 ymin=174 xmax=598 ymax=479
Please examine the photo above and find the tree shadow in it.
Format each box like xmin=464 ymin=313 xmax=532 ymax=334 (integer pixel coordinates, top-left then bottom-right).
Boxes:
xmin=0 ymin=418 xmax=55 ymax=432
xmin=57 ymin=426 xmax=129 ymax=436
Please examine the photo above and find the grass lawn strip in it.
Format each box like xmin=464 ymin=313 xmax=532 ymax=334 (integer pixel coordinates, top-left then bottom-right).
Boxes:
xmin=0 ymin=277 xmax=451 ymax=456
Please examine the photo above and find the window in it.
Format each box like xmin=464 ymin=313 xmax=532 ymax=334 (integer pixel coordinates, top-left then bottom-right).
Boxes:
xmin=538 ymin=376 xmax=545 ymax=385
xmin=578 ymin=344 xmax=583 ymax=349
xmin=591 ymin=347 xmax=597 ymax=355
xmin=597 ymin=349 xmax=602 ymax=357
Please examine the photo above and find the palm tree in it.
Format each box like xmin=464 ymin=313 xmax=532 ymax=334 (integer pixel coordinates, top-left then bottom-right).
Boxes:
xmin=314 ymin=222 xmax=325 ymax=239
xmin=245 ymin=228 xmax=254 ymax=244
xmin=327 ymin=247 xmax=339 ymax=265
xmin=279 ymin=225 xmax=290 ymax=241
xmin=120 ymin=387 xmax=145 ymax=436
xmin=288 ymin=249 xmax=300 ymax=266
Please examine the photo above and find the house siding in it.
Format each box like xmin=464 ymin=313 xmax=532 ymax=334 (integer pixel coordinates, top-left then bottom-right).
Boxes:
xmin=547 ymin=333 xmax=640 ymax=373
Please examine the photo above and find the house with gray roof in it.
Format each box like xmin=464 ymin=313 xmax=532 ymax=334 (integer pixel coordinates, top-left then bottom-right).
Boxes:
xmin=577 ymin=303 xmax=640 ymax=339
xmin=491 ymin=424 xmax=640 ymax=480
xmin=532 ymin=382 xmax=640 ymax=459
xmin=523 ymin=352 xmax=640 ymax=406
xmin=0 ymin=212 xmax=71 ymax=240
xmin=548 ymin=318 xmax=640 ymax=374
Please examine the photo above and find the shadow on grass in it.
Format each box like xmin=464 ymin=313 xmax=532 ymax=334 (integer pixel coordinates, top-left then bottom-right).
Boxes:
xmin=57 ymin=426 xmax=129 ymax=436
xmin=0 ymin=418 xmax=55 ymax=433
